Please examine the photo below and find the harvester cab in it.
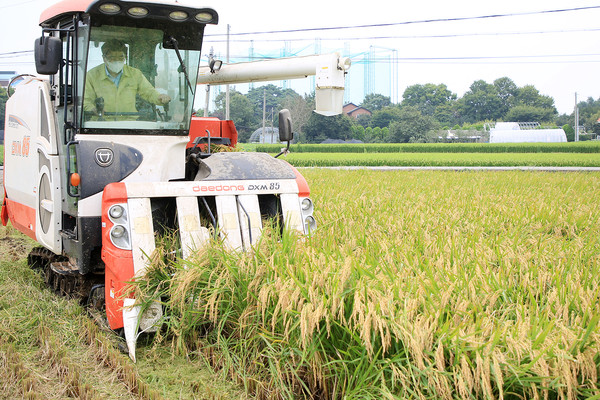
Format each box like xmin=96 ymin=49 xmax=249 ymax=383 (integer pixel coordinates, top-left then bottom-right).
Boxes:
xmin=2 ymin=0 xmax=349 ymax=361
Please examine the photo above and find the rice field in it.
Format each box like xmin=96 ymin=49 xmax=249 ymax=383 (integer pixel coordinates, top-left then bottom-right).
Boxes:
xmin=254 ymin=142 xmax=600 ymax=154
xmin=280 ymin=152 xmax=600 ymax=167
xmin=244 ymin=142 xmax=600 ymax=168
xmin=136 ymin=170 xmax=600 ymax=399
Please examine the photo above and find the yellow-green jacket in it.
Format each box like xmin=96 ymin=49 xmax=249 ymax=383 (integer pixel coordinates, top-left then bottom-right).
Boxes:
xmin=83 ymin=64 xmax=161 ymax=113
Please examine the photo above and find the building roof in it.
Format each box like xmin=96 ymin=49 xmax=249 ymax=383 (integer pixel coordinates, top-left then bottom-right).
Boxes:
xmin=343 ymin=103 xmax=371 ymax=117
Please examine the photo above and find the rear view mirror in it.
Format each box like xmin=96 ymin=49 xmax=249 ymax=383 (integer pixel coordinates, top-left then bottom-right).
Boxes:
xmin=34 ymin=36 xmax=62 ymax=75
xmin=278 ymin=109 xmax=293 ymax=142
xmin=7 ymin=74 xmax=34 ymax=97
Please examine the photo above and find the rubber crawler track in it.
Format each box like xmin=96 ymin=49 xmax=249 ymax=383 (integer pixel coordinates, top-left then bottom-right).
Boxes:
xmin=27 ymin=246 xmax=103 ymax=304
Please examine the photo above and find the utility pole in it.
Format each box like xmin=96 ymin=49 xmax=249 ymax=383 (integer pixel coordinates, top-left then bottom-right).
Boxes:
xmin=270 ymin=107 xmax=274 ymax=143
xmin=262 ymin=88 xmax=266 ymax=143
xmin=203 ymin=84 xmax=210 ymax=117
xmin=225 ymin=24 xmax=230 ymax=120
xmin=575 ymin=92 xmax=579 ymax=142
xmin=204 ymin=47 xmax=214 ymax=117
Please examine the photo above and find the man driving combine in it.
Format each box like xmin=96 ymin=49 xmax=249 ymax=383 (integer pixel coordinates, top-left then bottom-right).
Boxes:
xmin=83 ymin=39 xmax=170 ymax=119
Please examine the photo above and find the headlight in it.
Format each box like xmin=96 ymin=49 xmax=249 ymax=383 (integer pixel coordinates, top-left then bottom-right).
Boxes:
xmin=301 ymin=198 xmax=312 ymax=211
xmin=99 ymin=3 xmax=121 ymax=14
xmin=111 ymin=225 xmax=126 ymax=238
xmin=127 ymin=7 xmax=148 ymax=17
xmin=304 ymin=216 xmax=317 ymax=232
xmin=110 ymin=224 xmax=131 ymax=250
xmin=108 ymin=203 xmax=131 ymax=249
xmin=195 ymin=12 xmax=214 ymax=22
xmin=109 ymin=205 xmax=124 ymax=219
xmin=169 ymin=11 xmax=188 ymax=21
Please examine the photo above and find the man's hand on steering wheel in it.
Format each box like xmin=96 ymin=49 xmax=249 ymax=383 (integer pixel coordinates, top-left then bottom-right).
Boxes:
xmin=158 ymin=94 xmax=171 ymax=105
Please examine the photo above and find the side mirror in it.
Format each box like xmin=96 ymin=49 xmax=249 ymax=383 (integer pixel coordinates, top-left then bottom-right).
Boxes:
xmin=278 ymin=109 xmax=293 ymax=142
xmin=7 ymin=74 xmax=34 ymax=98
xmin=34 ymin=36 xmax=62 ymax=75
xmin=209 ymin=58 xmax=222 ymax=73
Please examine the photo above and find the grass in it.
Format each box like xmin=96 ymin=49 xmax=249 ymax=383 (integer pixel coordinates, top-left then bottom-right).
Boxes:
xmin=278 ymin=152 xmax=600 ymax=167
xmin=0 ymin=224 xmax=250 ymax=399
xmin=240 ymin=142 xmax=600 ymax=167
xmin=131 ymin=169 xmax=600 ymax=399
xmin=254 ymin=141 xmax=600 ymax=154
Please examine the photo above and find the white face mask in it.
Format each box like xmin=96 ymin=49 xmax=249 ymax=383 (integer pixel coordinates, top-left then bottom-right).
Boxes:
xmin=106 ymin=60 xmax=125 ymax=74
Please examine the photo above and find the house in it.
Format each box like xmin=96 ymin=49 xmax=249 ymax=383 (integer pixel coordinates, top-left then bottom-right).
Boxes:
xmin=343 ymin=103 xmax=371 ymax=119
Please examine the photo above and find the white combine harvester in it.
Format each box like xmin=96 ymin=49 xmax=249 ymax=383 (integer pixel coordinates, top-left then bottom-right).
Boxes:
xmin=2 ymin=0 xmax=350 ymax=360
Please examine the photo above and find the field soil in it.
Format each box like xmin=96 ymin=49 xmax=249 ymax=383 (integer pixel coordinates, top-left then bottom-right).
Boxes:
xmin=0 ymin=224 xmax=250 ymax=399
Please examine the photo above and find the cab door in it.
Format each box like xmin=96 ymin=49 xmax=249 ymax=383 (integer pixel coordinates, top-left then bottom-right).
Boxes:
xmin=35 ymin=80 xmax=62 ymax=254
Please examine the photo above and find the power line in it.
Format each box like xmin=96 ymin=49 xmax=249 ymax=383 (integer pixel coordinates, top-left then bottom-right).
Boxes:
xmin=0 ymin=51 xmax=33 ymax=58
xmin=399 ymin=60 xmax=600 ymax=65
xmin=0 ymin=0 xmax=41 ymax=9
xmin=378 ymin=53 xmax=600 ymax=61
xmin=206 ymin=6 xmax=600 ymax=37
xmin=230 ymin=53 xmax=600 ymax=61
xmin=0 ymin=62 xmax=34 ymax=65
xmin=205 ymin=27 xmax=600 ymax=43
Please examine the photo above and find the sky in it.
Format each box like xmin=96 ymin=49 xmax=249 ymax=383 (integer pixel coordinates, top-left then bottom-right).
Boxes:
xmin=2 ymin=0 xmax=600 ymax=115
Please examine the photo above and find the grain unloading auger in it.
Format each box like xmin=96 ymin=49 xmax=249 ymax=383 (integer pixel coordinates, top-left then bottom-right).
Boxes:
xmin=2 ymin=0 xmax=350 ymax=361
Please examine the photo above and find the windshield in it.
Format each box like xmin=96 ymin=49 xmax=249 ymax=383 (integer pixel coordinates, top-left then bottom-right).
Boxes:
xmin=81 ymin=25 xmax=200 ymax=134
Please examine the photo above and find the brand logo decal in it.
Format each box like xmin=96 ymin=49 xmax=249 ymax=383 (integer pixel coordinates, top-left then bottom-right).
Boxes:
xmin=8 ymin=115 xmax=31 ymax=131
xmin=191 ymin=182 xmax=282 ymax=193
xmin=95 ymin=148 xmax=114 ymax=167
xmin=193 ymin=184 xmax=245 ymax=193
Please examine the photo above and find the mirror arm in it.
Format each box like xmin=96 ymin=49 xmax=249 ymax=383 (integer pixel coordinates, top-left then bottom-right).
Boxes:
xmin=274 ymin=141 xmax=290 ymax=158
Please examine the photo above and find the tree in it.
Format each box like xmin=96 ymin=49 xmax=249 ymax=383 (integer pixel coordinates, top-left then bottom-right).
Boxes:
xmin=303 ymin=113 xmax=354 ymax=143
xmin=212 ymin=90 xmax=257 ymax=141
xmin=0 ymin=86 xmax=7 ymax=131
xmin=458 ymin=80 xmax=504 ymax=123
xmin=370 ymin=106 xmax=401 ymax=128
xmin=516 ymin=85 xmax=555 ymax=110
xmin=401 ymin=83 xmax=457 ymax=116
xmin=388 ymin=106 xmax=439 ymax=143
xmin=493 ymin=77 xmax=518 ymax=116
xmin=433 ymin=103 xmax=460 ymax=127
xmin=495 ymin=85 xmax=557 ymax=123
xmin=575 ymin=96 xmax=600 ymax=133
xmin=355 ymin=113 xmax=371 ymax=128
xmin=589 ymin=110 xmax=600 ymax=134
xmin=246 ymin=84 xmax=299 ymax=123
xmin=351 ymin=125 xmax=365 ymax=141
xmin=360 ymin=93 xmax=391 ymax=112
xmin=563 ymin=124 xmax=575 ymax=142
xmin=504 ymin=105 xmax=556 ymax=123
xmin=280 ymin=93 xmax=313 ymax=141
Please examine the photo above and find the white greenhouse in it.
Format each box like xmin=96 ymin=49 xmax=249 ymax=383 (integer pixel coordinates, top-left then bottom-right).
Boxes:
xmin=489 ymin=122 xmax=567 ymax=143
xmin=249 ymin=127 xmax=280 ymax=144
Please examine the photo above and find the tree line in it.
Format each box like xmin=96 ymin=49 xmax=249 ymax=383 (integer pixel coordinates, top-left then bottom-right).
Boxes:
xmin=207 ymin=77 xmax=600 ymax=143
xmin=1 ymin=78 xmax=597 ymax=143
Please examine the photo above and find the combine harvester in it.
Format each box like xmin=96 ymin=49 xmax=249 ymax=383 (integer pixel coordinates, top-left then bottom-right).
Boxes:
xmin=2 ymin=0 xmax=350 ymax=360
